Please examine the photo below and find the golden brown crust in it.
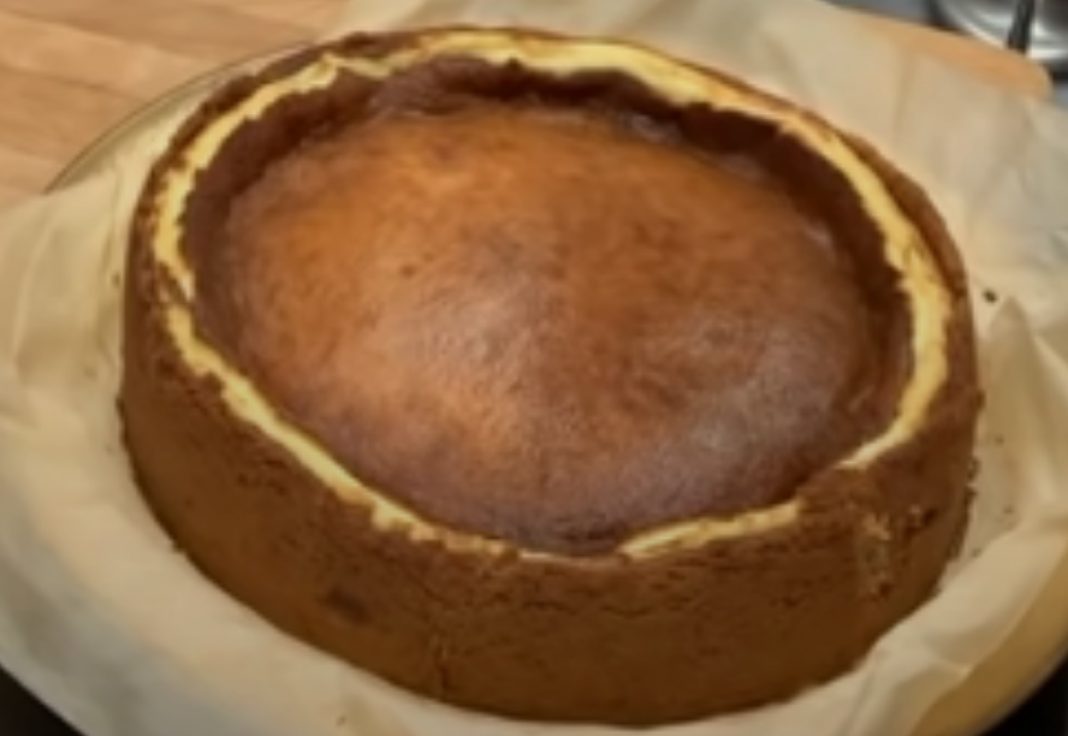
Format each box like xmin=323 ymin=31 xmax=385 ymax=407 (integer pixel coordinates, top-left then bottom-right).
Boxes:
xmin=121 ymin=27 xmax=979 ymax=724
xmin=201 ymin=78 xmax=891 ymax=552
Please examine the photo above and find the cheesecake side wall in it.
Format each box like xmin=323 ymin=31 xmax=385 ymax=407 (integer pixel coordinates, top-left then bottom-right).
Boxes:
xmin=118 ymin=30 xmax=980 ymax=725
xmin=120 ymin=164 xmax=977 ymax=725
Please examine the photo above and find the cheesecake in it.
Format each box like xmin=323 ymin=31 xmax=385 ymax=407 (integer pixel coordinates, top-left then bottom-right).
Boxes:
xmin=121 ymin=28 xmax=981 ymax=724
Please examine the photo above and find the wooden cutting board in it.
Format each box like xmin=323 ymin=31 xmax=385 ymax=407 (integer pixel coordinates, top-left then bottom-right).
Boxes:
xmin=0 ymin=0 xmax=1052 ymax=208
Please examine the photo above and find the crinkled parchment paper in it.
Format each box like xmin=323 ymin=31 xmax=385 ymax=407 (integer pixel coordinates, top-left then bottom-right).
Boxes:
xmin=1 ymin=1 xmax=1067 ymax=735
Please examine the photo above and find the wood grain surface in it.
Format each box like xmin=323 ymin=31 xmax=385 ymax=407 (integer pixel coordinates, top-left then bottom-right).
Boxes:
xmin=0 ymin=0 xmax=1051 ymax=208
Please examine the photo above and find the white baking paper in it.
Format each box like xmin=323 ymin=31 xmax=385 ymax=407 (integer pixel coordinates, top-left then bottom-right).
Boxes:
xmin=1 ymin=1 xmax=1067 ymax=735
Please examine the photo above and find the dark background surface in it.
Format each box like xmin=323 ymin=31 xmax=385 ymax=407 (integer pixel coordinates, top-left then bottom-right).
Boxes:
xmin=2 ymin=0 xmax=1065 ymax=734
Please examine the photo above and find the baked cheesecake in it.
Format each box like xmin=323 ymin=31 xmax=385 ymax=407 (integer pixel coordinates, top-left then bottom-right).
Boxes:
xmin=121 ymin=28 xmax=981 ymax=724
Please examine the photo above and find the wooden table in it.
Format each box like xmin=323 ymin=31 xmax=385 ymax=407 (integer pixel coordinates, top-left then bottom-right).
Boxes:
xmin=0 ymin=0 xmax=339 ymax=207
xmin=0 ymin=0 xmax=1052 ymax=209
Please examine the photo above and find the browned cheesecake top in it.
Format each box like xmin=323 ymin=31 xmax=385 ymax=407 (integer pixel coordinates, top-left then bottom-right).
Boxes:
xmin=184 ymin=60 xmax=906 ymax=553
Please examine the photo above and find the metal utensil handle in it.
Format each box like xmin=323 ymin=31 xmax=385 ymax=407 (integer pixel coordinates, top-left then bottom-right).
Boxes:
xmin=1007 ymin=0 xmax=1039 ymax=52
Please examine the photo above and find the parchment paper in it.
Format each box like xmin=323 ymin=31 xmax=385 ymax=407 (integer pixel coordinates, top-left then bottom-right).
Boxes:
xmin=1 ymin=1 xmax=1067 ymax=735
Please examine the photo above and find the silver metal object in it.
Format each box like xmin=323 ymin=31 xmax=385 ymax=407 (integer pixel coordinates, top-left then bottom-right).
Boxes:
xmin=931 ymin=0 xmax=1068 ymax=72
